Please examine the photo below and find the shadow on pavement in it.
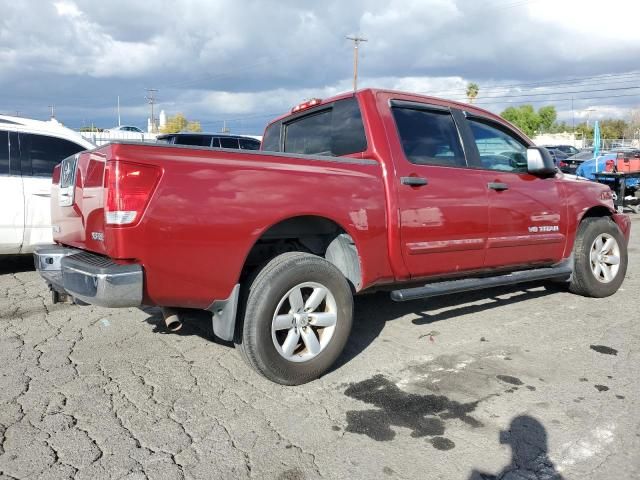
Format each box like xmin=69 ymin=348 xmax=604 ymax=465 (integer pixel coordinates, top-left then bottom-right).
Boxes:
xmin=0 ymin=255 xmax=35 ymax=274
xmin=333 ymin=281 xmax=561 ymax=370
xmin=139 ymin=281 xmax=562 ymax=370
xmin=468 ymin=415 xmax=564 ymax=480
xmin=140 ymin=306 xmax=235 ymax=345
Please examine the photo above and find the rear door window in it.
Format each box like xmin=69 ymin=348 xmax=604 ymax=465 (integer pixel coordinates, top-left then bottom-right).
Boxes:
xmin=22 ymin=133 xmax=86 ymax=177
xmin=391 ymin=107 xmax=466 ymax=167
xmin=268 ymin=97 xmax=367 ymax=157
xmin=284 ymin=109 xmax=332 ymax=155
xmin=261 ymin=121 xmax=282 ymax=152
xmin=219 ymin=137 xmax=239 ymax=149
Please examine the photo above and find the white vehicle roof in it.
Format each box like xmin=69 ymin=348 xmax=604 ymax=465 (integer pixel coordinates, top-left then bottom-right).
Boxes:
xmin=0 ymin=115 xmax=94 ymax=149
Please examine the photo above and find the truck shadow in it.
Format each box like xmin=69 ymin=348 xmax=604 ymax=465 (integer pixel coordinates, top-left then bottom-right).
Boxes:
xmin=332 ymin=282 xmax=562 ymax=371
xmin=140 ymin=306 xmax=221 ymax=342
xmin=141 ymin=282 xmax=563 ymax=370
xmin=0 ymin=255 xmax=35 ymax=274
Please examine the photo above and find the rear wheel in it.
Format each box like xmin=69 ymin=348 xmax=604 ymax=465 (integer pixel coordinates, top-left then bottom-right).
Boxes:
xmin=569 ymin=217 xmax=627 ymax=297
xmin=236 ymin=252 xmax=353 ymax=385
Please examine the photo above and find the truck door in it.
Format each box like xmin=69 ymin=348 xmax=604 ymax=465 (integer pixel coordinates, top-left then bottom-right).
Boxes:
xmin=0 ymin=130 xmax=24 ymax=254
xmin=463 ymin=116 xmax=566 ymax=268
xmin=387 ymin=100 xmax=489 ymax=279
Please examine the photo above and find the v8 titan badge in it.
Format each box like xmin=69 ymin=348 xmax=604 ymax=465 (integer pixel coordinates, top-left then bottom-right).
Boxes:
xmin=528 ymin=225 xmax=559 ymax=233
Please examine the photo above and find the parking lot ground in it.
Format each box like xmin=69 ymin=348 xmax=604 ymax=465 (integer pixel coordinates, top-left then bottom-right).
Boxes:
xmin=1 ymin=218 xmax=639 ymax=480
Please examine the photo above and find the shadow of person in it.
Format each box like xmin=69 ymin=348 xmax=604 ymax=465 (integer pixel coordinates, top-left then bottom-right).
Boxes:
xmin=469 ymin=415 xmax=564 ymax=480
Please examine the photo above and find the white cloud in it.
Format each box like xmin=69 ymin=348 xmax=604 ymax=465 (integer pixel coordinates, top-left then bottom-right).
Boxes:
xmin=1 ymin=0 xmax=638 ymax=130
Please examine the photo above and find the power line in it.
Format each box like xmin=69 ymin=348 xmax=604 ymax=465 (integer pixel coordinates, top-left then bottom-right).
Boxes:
xmin=421 ymin=71 xmax=640 ymax=97
xmin=446 ymin=84 xmax=640 ymax=101
xmin=197 ymin=82 xmax=640 ymax=128
xmin=474 ymin=91 xmax=640 ymax=106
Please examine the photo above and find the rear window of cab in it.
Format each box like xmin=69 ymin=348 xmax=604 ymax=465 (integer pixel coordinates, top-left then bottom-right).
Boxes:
xmin=262 ymin=96 xmax=367 ymax=157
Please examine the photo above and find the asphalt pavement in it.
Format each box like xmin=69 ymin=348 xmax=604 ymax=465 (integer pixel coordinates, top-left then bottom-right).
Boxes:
xmin=1 ymin=218 xmax=639 ymax=479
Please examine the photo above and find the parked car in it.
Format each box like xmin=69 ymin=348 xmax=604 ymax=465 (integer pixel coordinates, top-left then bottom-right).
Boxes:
xmin=104 ymin=125 xmax=144 ymax=133
xmin=34 ymin=89 xmax=630 ymax=385
xmin=0 ymin=115 xmax=93 ymax=255
xmin=156 ymin=133 xmax=261 ymax=150
xmin=547 ymin=145 xmax=580 ymax=156
xmin=542 ymin=147 xmax=568 ymax=167
xmin=560 ymin=149 xmax=599 ymax=174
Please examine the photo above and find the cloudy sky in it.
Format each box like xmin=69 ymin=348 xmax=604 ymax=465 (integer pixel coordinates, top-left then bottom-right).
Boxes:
xmin=1 ymin=0 xmax=639 ymax=134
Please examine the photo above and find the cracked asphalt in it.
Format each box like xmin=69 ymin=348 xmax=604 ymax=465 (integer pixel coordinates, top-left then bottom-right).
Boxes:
xmin=1 ymin=217 xmax=639 ymax=480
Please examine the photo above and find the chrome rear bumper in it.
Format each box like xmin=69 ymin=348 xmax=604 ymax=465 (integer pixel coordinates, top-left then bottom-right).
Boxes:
xmin=34 ymin=246 xmax=143 ymax=308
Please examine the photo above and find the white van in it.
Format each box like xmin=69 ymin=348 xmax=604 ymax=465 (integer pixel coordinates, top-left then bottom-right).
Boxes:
xmin=0 ymin=115 xmax=94 ymax=254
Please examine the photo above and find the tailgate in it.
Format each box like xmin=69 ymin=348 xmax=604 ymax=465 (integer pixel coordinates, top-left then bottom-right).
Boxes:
xmin=52 ymin=148 xmax=109 ymax=255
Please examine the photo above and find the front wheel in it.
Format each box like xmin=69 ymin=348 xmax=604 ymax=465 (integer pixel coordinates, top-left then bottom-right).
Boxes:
xmin=569 ymin=217 xmax=628 ymax=298
xmin=236 ymin=252 xmax=353 ymax=385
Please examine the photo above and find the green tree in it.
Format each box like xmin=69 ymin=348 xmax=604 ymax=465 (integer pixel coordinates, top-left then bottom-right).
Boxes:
xmin=538 ymin=106 xmax=557 ymax=132
xmin=599 ymin=119 xmax=627 ymax=139
xmin=501 ymin=105 xmax=540 ymax=136
xmin=160 ymin=113 xmax=202 ymax=134
xmin=466 ymin=83 xmax=479 ymax=104
xmin=575 ymin=122 xmax=593 ymax=140
xmin=79 ymin=125 xmax=103 ymax=132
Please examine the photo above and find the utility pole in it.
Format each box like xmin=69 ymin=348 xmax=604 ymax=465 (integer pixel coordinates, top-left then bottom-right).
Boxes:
xmin=145 ymin=88 xmax=158 ymax=133
xmin=571 ymin=97 xmax=575 ymax=133
xmin=346 ymin=35 xmax=367 ymax=91
xmin=117 ymin=96 xmax=121 ymax=127
xmin=221 ymin=120 xmax=230 ymax=134
xmin=48 ymin=105 xmax=55 ymax=119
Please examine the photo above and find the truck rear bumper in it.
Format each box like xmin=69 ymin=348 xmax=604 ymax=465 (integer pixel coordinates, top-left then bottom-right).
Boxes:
xmin=34 ymin=246 xmax=143 ymax=308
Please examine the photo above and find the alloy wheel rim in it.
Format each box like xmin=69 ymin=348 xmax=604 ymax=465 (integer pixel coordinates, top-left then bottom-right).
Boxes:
xmin=589 ymin=233 xmax=621 ymax=283
xmin=271 ymin=282 xmax=337 ymax=362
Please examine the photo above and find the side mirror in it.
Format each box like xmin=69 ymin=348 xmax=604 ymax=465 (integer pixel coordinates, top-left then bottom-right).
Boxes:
xmin=527 ymin=147 xmax=556 ymax=176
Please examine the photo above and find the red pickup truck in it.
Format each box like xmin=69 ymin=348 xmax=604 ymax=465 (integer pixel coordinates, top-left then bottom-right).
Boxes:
xmin=35 ymin=89 xmax=630 ymax=385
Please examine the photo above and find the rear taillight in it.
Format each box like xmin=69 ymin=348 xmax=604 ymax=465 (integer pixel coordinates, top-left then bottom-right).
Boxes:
xmin=559 ymin=161 xmax=568 ymax=168
xmin=52 ymin=164 xmax=61 ymax=184
xmin=104 ymin=161 xmax=161 ymax=226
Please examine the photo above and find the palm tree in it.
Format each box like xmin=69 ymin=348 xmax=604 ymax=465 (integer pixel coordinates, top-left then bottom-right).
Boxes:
xmin=466 ymin=83 xmax=479 ymax=104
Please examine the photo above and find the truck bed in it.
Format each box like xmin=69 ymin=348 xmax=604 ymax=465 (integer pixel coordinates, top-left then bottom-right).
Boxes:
xmin=51 ymin=142 xmax=390 ymax=308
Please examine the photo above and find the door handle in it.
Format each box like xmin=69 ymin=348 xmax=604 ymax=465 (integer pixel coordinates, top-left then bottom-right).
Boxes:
xmin=401 ymin=176 xmax=428 ymax=187
xmin=488 ymin=182 xmax=509 ymax=191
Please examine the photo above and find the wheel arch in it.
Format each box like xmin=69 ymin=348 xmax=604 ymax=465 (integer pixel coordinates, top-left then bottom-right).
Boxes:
xmin=240 ymin=214 xmax=363 ymax=292
xmin=579 ymin=205 xmax=613 ymax=223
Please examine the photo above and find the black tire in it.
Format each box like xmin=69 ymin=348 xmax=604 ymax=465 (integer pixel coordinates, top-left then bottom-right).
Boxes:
xmin=235 ymin=252 xmax=353 ymax=385
xmin=569 ymin=217 xmax=627 ymax=298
